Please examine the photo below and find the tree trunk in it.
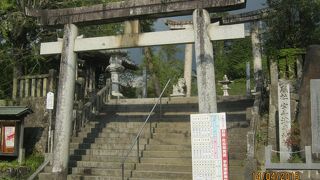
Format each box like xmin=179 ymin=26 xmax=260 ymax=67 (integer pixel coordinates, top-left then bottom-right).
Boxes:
xmin=144 ymin=47 xmax=161 ymax=97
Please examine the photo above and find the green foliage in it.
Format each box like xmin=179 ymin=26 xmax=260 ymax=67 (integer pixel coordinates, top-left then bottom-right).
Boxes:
xmin=277 ymin=48 xmax=305 ymax=79
xmin=265 ymin=0 xmax=320 ymax=56
xmin=145 ymin=45 xmax=184 ymax=97
xmin=0 ymin=153 xmax=44 ymax=179
xmin=214 ymin=37 xmax=253 ymax=80
xmin=0 ymin=0 xmax=122 ymax=99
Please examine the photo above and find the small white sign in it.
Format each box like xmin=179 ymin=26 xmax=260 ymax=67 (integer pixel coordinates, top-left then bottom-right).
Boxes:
xmin=46 ymin=92 xmax=54 ymax=110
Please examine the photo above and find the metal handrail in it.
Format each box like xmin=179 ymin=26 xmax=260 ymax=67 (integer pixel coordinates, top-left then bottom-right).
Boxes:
xmin=120 ymin=79 xmax=171 ymax=180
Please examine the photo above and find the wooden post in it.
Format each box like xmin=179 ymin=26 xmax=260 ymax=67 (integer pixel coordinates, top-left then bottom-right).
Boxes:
xmin=12 ymin=66 xmax=22 ymax=100
xmin=43 ymin=78 xmax=48 ymax=96
xmin=19 ymin=79 xmax=24 ymax=98
xmin=52 ymin=24 xmax=78 ymax=177
xmin=193 ymin=9 xmax=217 ymax=113
xmin=18 ymin=119 xmax=25 ymax=164
xmin=36 ymin=79 xmax=42 ymax=97
xmin=25 ymin=78 xmax=29 ymax=98
xmin=31 ymin=79 xmax=36 ymax=97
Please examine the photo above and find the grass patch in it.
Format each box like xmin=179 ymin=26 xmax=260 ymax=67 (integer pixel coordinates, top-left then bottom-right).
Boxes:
xmin=217 ymin=78 xmax=254 ymax=96
xmin=0 ymin=153 xmax=44 ymax=179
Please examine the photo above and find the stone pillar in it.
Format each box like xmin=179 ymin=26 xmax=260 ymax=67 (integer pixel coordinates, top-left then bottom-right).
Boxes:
xmin=142 ymin=67 xmax=147 ymax=98
xmin=310 ymin=79 xmax=320 ymax=153
xmin=52 ymin=24 xmax=78 ymax=177
xmin=246 ymin=62 xmax=251 ymax=96
xmin=193 ymin=9 xmax=217 ymax=113
xmin=124 ymin=20 xmax=140 ymax=34
xmin=106 ymin=53 xmax=125 ymax=97
xmin=251 ymin=22 xmax=262 ymax=92
xmin=296 ymin=55 xmax=303 ymax=81
xmin=268 ymin=59 xmax=278 ymax=149
xmin=184 ymin=44 xmax=193 ymax=97
xmin=18 ymin=119 xmax=25 ymax=164
xmin=278 ymin=79 xmax=291 ymax=162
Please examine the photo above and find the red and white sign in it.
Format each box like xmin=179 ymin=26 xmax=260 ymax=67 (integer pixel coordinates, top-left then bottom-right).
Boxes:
xmin=190 ymin=113 xmax=229 ymax=180
xmin=4 ymin=126 xmax=15 ymax=148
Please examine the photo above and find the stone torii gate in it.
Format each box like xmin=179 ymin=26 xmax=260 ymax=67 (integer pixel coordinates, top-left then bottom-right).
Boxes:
xmin=26 ymin=0 xmax=246 ymax=178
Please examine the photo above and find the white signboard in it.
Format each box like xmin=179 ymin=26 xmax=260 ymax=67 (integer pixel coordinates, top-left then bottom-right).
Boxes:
xmin=46 ymin=92 xmax=54 ymax=110
xmin=5 ymin=126 xmax=15 ymax=148
xmin=190 ymin=113 xmax=229 ymax=180
xmin=278 ymin=79 xmax=292 ymax=162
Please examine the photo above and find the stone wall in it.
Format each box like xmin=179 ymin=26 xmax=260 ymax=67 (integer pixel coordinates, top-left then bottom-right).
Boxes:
xmin=298 ymin=45 xmax=320 ymax=149
xmin=18 ymin=98 xmax=49 ymax=154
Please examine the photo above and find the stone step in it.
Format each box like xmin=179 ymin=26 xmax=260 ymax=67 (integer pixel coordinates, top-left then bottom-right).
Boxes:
xmin=75 ymin=131 xmax=150 ymax=139
xmin=71 ymin=137 xmax=149 ymax=144
xmin=69 ymin=142 xmax=133 ymax=150
xmin=132 ymin=170 xmax=192 ymax=179
xmin=140 ymin=157 xmax=191 ymax=165
xmin=149 ymin=137 xmax=191 ymax=145
xmin=74 ymin=161 xmax=135 ymax=169
xmin=154 ymin=127 xmax=191 ymax=134
xmin=145 ymin=144 xmax=191 ymax=151
xmin=70 ymin=149 xmax=140 ymax=156
xmin=142 ymin=150 xmax=191 ymax=158
xmin=152 ymin=132 xmax=191 ymax=139
xmin=135 ymin=163 xmax=192 ymax=172
xmin=67 ymin=174 xmax=125 ymax=180
xmin=72 ymin=167 xmax=130 ymax=176
xmin=70 ymin=155 xmax=137 ymax=163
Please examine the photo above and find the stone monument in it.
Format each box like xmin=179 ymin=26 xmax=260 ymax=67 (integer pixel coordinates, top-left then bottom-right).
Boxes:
xmin=170 ymin=78 xmax=186 ymax=97
xmin=278 ymin=79 xmax=292 ymax=162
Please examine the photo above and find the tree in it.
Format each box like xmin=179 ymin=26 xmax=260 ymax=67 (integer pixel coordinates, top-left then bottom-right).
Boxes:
xmin=265 ymin=0 xmax=320 ymax=55
xmin=0 ymin=0 xmax=122 ymax=99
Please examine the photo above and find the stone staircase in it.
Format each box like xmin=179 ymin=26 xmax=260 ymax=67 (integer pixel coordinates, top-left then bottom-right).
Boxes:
xmin=39 ymin=96 xmax=254 ymax=180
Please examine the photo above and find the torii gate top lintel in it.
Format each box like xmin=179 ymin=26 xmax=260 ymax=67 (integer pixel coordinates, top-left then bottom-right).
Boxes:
xmin=25 ymin=0 xmax=246 ymax=26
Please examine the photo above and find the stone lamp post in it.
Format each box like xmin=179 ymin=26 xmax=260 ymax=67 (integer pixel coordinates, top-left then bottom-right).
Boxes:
xmin=106 ymin=51 xmax=126 ymax=97
xmin=218 ymin=75 xmax=233 ymax=96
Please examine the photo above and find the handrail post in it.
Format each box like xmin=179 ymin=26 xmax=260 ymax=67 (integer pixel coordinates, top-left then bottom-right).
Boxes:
xmin=121 ymin=163 xmax=124 ymax=180
xmin=160 ymin=97 xmax=162 ymax=120
xmin=149 ymin=118 xmax=152 ymax=139
xmin=137 ymin=137 xmax=140 ymax=163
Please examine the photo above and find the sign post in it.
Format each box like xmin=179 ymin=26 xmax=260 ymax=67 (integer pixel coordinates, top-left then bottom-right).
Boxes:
xmin=46 ymin=92 xmax=54 ymax=155
xmin=190 ymin=113 xmax=229 ymax=180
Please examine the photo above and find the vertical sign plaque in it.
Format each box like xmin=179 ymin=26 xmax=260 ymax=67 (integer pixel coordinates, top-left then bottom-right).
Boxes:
xmin=191 ymin=113 xmax=229 ymax=180
xmin=278 ymin=79 xmax=291 ymax=162
xmin=310 ymin=79 xmax=320 ymax=153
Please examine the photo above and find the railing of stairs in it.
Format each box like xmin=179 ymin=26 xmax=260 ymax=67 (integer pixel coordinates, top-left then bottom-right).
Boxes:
xmin=72 ymin=80 xmax=111 ymax=136
xmin=27 ymin=82 xmax=111 ymax=180
xmin=120 ymin=79 xmax=171 ymax=180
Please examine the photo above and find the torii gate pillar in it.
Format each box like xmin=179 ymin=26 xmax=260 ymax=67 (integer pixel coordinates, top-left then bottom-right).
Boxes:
xmin=52 ymin=24 xmax=78 ymax=177
xmin=193 ymin=9 xmax=217 ymax=113
xmin=251 ymin=22 xmax=263 ymax=92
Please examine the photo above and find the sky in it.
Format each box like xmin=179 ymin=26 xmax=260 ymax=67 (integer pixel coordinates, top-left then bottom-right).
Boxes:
xmin=128 ymin=0 xmax=267 ymax=64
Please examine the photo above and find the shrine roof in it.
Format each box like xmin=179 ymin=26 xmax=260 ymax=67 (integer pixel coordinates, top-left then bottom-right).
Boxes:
xmin=0 ymin=106 xmax=33 ymax=118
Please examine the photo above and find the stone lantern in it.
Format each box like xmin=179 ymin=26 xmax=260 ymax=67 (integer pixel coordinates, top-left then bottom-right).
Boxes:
xmin=106 ymin=51 xmax=127 ymax=97
xmin=218 ymin=75 xmax=233 ymax=96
